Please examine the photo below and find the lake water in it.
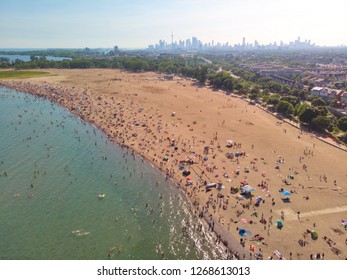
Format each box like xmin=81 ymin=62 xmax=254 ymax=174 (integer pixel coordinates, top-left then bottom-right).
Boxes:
xmin=0 ymin=87 xmax=226 ymax=260
xmin=0 ymin=54 xmax=71 ymax=62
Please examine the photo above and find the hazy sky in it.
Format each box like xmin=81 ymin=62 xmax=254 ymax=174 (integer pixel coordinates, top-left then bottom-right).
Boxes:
xmin=0 ymin=0 xmax=346 ymax=48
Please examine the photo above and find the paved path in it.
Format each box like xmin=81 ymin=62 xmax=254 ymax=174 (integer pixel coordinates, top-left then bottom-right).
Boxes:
xmin=277 ymin=205 xmax=347 ymax=221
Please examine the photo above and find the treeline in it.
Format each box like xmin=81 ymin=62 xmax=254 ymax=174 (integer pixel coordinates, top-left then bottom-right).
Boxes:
xmin=2 ymin=55 xmax=213 ymax=81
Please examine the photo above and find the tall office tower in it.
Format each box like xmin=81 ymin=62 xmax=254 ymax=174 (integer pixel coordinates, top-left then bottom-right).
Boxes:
xmin=159 ymin=40 xmax=165 ymax=49
xmin=242 ymin=37 xmax=246 ymax=47
xmin=186 ymin=39 xmax=191 ymax=49
xmin=192 ymin=37 xmax=198 ymax=49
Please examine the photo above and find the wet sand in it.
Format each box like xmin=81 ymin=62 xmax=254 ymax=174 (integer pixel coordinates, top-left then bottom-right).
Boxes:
xmin=1 ymin=68 xmax=346 ymax=260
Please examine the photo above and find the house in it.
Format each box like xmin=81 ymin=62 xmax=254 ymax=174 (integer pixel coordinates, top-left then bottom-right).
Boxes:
xmin=311 ymin=87 xmax=328 ymax=98
xmin=311 ymin=87 xmax=345 ymax=101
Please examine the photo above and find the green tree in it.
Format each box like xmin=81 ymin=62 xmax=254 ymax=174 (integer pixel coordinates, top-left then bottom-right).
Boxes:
xmin=311 ymin=98 xmax=326 ymax=107
xmin=208 ymin=71 xmax=234 ymax=91
xmin=69 ymin=58 xmax=92 ymax=68
xmin=343 ymin=132 xmax=347 ymax=144
xmin=249 ymin=93 xmax=258 ymax=100
xmin=223 ymin=76 xmax=234 ymax=91
xmin=60 ymin=60 xmax=70 ymax=68
xmin=299 ymin=106 xmax=319 ymax=124
xmin=30 ymin=55 xmax=38 ymax=62
xmin=337 ymin=116 xmax=347 ymax=131
xmin=234 ymin=82 xmax=243 ymax=92
xmin=276 ymin=100 xmax=295 ymax=116
xmin=280 ymin=84 xmax=291 ymax=95
xmin=295 ymin=102 xmax=309 ymax=116
xmin=250 ymin=85 xmax=260 ymax=95
xmin=267 ymin=94 xmax=281 ymax=105
xmin=268 ymin=81 xmax=282 ymax=93
xmin=195 ymin=65 xmax=208 ymax=84
xmin=0 ymin=57 xmax=11 ymax=68
xmin=311 ymin=115 xmax=330 ymax=130
xmin=180 ymin=66 xmax=196 ymax=77
xmin=281 ymin=95 xmax=300 ymax=106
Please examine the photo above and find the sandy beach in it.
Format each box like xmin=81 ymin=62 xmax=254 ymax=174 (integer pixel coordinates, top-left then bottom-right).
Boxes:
xmin=1 ymin=68 xmax=346 ymax=260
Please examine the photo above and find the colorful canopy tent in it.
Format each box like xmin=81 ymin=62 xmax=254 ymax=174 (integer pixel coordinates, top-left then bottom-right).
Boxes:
xmin=240 ymin=185 xmax=255 ymax=193
xmin=281 ymin=190 xmax=291 ymax=196
xmin=226 ymin=140 xmax=233 ymax=147
xmin=205 ymin=183 xmax=217 ymax=189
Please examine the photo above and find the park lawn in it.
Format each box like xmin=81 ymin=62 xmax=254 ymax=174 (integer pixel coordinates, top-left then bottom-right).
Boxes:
xmin=0 ymin=70 xmax=52 ymax=79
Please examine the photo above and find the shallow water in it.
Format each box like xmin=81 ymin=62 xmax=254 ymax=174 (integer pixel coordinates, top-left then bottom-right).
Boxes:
xmin=0 ymin=54 xmax=71 ymax=62
xmin=0 ymin=87 xmax=226 ymax=260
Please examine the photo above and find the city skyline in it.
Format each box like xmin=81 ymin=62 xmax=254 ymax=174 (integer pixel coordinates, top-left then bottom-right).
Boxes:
xmin=147 ymin=35 xmax=317 ymax=52
xmin=0 ymin=0 xmax=346 ymax=48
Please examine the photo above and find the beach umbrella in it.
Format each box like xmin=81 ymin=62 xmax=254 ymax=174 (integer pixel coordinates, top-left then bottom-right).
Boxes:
xmin=311 ymin=230 xmax=318 ymax=240
xmin=182 ymin=169 xmax=191 ymax=176
xmin=238 ymin=228 xmax=246 ymax=236
xmin=281 ymin=190 xmax=291 ymax=196
xmin=240 ymin=185 xmax=255 ymax=193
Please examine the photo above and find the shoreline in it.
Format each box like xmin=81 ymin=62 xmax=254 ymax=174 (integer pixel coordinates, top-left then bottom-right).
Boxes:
xmin=1 ymin=68 xmax=346 ymax=260
xmin=0 ymin=81 xmax=249 ymax=260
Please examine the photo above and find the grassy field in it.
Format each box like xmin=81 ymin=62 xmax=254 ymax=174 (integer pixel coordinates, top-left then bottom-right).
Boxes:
xmin=0 ymin=70 xmax=51 ymax=79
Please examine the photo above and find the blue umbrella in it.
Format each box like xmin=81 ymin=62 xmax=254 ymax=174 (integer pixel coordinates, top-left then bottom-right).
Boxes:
xmin=281 ymin=190 xmax=291 ymax=196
